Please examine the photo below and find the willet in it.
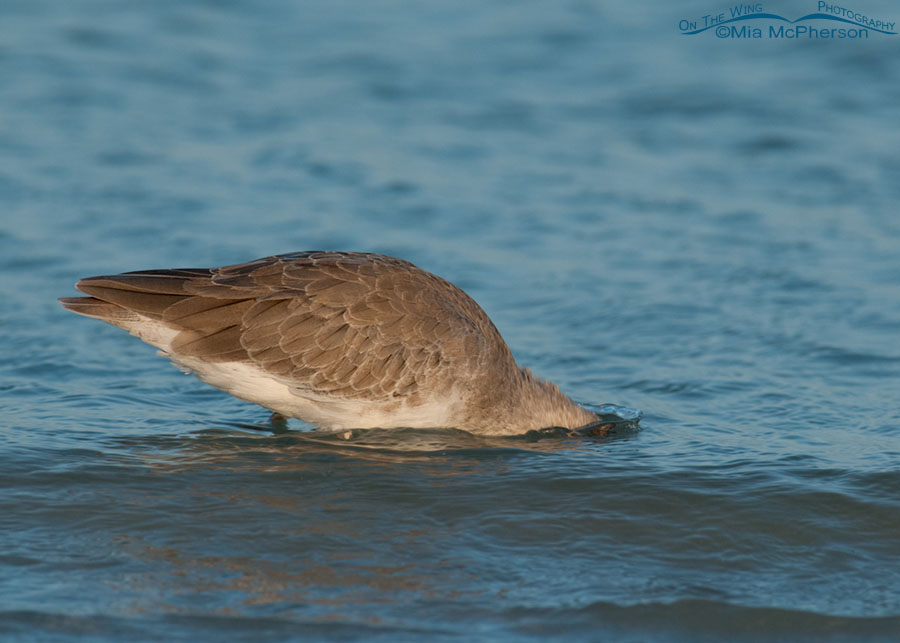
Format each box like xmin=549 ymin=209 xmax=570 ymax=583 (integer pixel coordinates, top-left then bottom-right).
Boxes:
xmin=60 ymin=251 xmax=607 ymax=435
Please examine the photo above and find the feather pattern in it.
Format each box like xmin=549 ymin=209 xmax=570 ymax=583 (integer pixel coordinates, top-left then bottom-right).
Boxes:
xmin=60 ymin=251 xmax=598 ymax=434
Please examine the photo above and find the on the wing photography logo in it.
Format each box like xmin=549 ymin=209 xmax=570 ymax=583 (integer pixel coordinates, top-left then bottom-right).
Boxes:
xmin=679 ymin=2 xmax=897 ymax=38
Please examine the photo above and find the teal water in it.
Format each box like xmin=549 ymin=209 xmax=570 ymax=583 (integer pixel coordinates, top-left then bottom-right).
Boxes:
xmin=2 ymin=1 xmax=900 ymax=641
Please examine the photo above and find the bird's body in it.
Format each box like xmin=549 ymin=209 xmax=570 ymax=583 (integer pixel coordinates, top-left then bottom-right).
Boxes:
xmin=60 ymin=251 xmax=599 ymax=435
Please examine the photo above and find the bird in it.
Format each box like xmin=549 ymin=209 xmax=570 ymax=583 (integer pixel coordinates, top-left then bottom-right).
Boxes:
xmin=60 ymin=251 xmax=606 ymax=436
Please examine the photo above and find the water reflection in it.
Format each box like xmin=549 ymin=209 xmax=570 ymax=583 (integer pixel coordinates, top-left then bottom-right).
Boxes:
xmin=106 ymin=418 xmax=641 ymax=475
xmin=111 ymin=532 xmax=467 ymax=619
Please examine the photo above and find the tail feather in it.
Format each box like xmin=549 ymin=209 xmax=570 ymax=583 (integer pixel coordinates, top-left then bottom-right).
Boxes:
xmin=76 ymin=270 xmax=210 ymax=295
xmin=58 ymin=296 xmax=140 ymax=323
xmin=73 ymin=282 xmax=186 ymax=318
xmin=60 ymin=272 xmax=251 ymax=360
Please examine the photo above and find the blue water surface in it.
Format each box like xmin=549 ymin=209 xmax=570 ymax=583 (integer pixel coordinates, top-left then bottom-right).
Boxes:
xmin=2 ymin=0 xmax=900 ymax=641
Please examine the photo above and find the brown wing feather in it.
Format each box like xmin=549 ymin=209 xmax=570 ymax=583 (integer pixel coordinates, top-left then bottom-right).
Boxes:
xmin=62 ymin=251 xmax=514 ymax=403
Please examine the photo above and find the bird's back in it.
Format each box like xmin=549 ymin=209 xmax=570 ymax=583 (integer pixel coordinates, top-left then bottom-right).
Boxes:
xmin=60 ymin=251 xmax=525 ymax=430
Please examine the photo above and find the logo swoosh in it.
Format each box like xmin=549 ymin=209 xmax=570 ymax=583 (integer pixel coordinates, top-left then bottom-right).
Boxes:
xmin=682 ymin=12 xmax=896 ymax=35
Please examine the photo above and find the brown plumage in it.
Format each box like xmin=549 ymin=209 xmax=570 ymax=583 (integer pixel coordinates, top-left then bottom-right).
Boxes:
xmin=59 ymin=251 xmax=599 ymax=435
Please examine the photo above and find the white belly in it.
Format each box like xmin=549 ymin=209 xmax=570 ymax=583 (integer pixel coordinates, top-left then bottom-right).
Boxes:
xmin=171 ymin=356 xmax=462 ymax=431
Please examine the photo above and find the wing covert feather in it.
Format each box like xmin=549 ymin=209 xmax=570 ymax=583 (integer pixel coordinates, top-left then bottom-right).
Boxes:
xmin=227 ymin=253 xmax=501 ymax=401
